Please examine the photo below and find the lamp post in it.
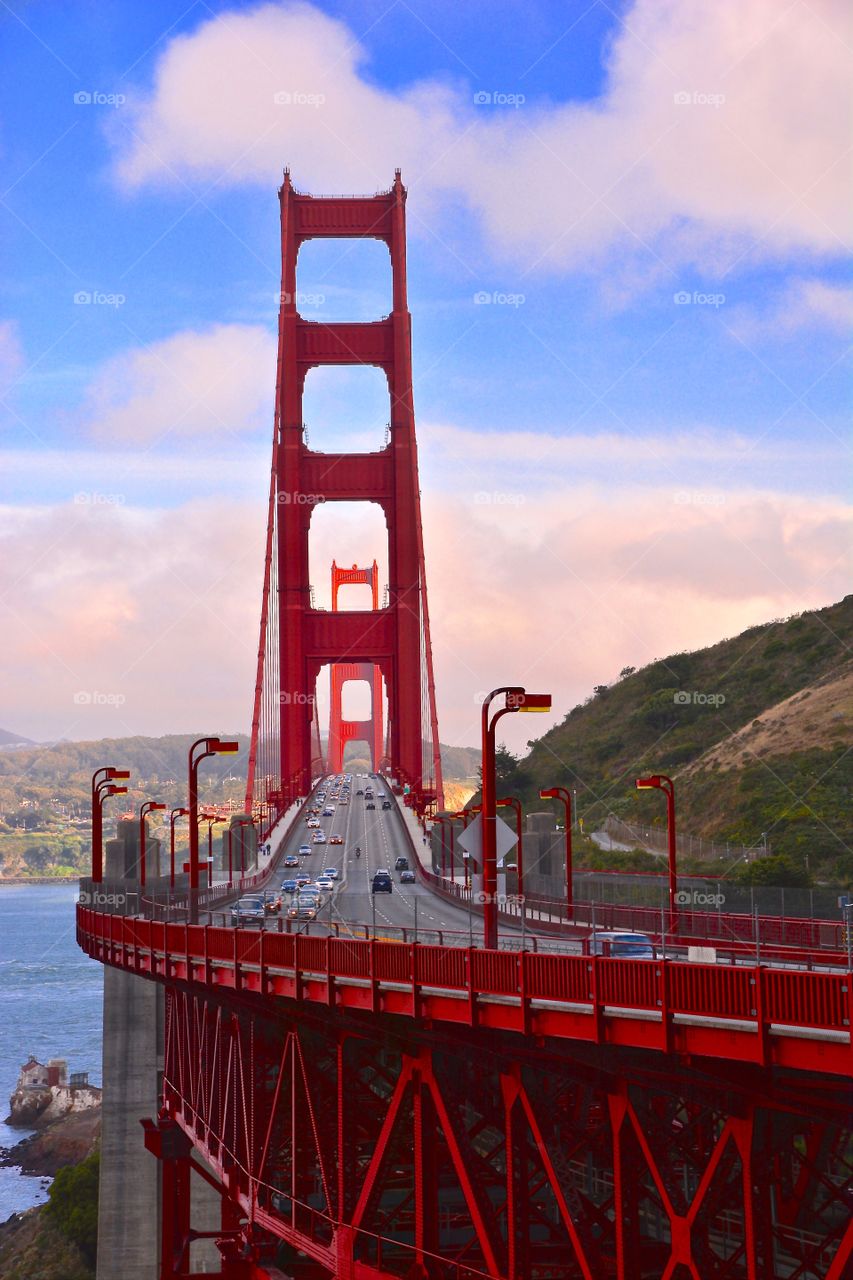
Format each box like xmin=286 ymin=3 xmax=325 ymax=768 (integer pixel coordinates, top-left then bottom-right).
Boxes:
xmin=635 ymin=774 xmax=677 ymax=922
xmin=227 ymin=817 xmax=256 ymax=884
xmin=539 ymin=787 xmax=573 ymax=914
xmin=188 ymin=738 xmax=239 ymax=918
xmin=481 ymin=687 xmax=551 ymax=949
xmin=91 ymin=768 xmax=130 ymax=881
xmin=169 ymin=808 xmax=188 ymax=890
xmin=199 ymin=813 xmax=226 ymax=889
xmin=496 ymin=796 xmax=524 ymax=897
xmin=138 ymin=801 xmax=166 ymax=887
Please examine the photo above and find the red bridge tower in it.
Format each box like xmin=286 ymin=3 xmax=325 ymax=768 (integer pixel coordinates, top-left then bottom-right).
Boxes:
xmin=247 ymin=171 xmax=443 ymax=819
xmin=328 ymin=560 xmax=385 ymax=772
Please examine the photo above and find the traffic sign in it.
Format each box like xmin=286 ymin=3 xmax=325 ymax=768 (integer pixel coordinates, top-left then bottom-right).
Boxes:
xmin=457 ymin=813 xmax=517 ymax=861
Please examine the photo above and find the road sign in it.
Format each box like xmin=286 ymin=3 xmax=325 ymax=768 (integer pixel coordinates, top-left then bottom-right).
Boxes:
xmin=457 ymin=813 xmax=517 ymax=862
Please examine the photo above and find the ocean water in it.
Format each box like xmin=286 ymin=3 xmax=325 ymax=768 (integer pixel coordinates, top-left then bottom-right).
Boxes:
xmin=0 ymin=884 xmax=103 ymax=1221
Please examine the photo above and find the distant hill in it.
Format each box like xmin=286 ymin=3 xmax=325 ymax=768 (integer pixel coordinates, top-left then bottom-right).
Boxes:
xmin=0 ymin=727 xmax=36 ymax=749
xmin=492 ymin=597 xmax=853 ymax=882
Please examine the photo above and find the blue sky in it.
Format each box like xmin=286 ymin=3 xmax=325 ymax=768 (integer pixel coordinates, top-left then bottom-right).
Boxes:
xmin=1 ymin=0 xmax=850 ymax=746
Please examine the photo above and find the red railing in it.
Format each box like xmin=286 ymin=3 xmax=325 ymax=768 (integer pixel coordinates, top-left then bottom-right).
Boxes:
xmin=77 ymin=906 xmax=853 ymax=1077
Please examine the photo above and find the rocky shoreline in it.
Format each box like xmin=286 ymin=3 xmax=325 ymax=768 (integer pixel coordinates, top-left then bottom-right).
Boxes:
xmin=0 ymin=1106 xmax=100 ymax=1181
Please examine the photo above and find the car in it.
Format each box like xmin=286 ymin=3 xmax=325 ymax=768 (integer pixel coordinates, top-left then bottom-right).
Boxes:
xmin=295 ymin=874 xmax=311 ymax=888
xmin=261 ymin=890 xmax=281 ymax=913
xmin=366 ymin=802 xmax=376 ymax=810
xmin=281 ymin=879 xmax=298 ymax=894
xmin=394 ymin=856 xmax=409 ymax=871
xmin=365 ymin=790 xmax=374 ymax=800
xmin=313 ymin=832 xmax=326 ymax=843
xmin=231 ymin=895 xmax=265 ymax=925
xmin=288 ymin=897 xmax=317 ymax=921
xmin=323 ymin=867 xmax=339 ymax=880
xmin=382 ymin=800 xmax=392 ymax=810
xmin=339 ymin=798 xmax=349 ymax=805
xmin=378 ymin=791 xmax=386 ymax=799
xmin=322 ymin=807 xmax=335 ymax=816
xmin=356 ymin=789 xmax=364 ymax=796
xmin=316 ymin=877 xmax=334 ymax=891
xmin=588 ymin=931 xmax=655 ymax=959
xmin=306 ymin=818 xmax=320 ymax=828
xmin=372 ymin=871 xmax=392 ymax=894
xmin=400 ymin=870 xmax=416 ymax=884
xmin=329 ymin=834 xmax=343 ymax=845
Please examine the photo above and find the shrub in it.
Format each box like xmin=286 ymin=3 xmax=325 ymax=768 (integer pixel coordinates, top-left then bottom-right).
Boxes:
xmin=44 ymin=1150 xmax=99 ymax=1265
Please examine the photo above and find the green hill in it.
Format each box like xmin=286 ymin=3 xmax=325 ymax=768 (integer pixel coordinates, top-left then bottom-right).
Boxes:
xmin=495 ymin=596 xmax=853 ymax=883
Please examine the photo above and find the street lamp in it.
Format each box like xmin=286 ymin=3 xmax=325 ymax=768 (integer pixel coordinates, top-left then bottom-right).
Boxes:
xmin=188 ymin=738 xmax=239 ymax=914
xmin=138 ymin=801 xmax=166 ymax=887
xmin=496 ymin=796 xmax=524 ymax=897
xmin=481 ymin=687 xmax=551 ymax=949
xmin=539 ymin=787 xmax=573 ymax=914
xmin=200 ymin=814 xmax=226 ymax=888
xmin=169 ymin=808 xmax=189 ymax=889
xmin=635 ymin=774 xmax=677 ymax=920
xmin=91 ymin=767 xmax=130 ymax=881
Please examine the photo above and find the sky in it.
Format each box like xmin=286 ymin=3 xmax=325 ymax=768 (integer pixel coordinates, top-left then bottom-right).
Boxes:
xmin=0 ymin=0 xmax=851 ymax=756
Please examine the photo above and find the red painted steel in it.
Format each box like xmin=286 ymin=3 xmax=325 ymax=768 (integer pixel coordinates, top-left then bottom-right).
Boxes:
xmin=262 ymin=170 xmax=442 ymax=814
xmin=78 ymin=903 xmax=853 ymax=1280
xmin=77 ymin=907 xmax=853 ymax=1078
xmin=327 ymin=560 xmax=384 ymax=772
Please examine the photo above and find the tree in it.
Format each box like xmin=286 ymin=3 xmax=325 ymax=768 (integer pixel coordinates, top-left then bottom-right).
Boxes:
xmin=619 ymin=666 xmax=637 ymax=680
xmin=44 ymin=1149 xmax=99 ymax=1264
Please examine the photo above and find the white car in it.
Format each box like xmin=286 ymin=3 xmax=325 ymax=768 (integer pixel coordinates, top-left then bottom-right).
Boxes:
xmin=316 ymin=876 xmax=334 ymax=891
xmin=306 ymin=818 xmax=320 ymax=828
xmin=313 ymin=832 xmax=326 ymax=843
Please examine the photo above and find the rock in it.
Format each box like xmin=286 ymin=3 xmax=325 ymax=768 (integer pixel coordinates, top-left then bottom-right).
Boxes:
xmin=5 ymin=1107 xmax=101 ymax=1178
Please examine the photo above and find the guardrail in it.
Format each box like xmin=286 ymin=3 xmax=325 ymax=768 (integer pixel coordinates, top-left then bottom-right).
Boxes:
xmin=77 ymin=905 xmax=853 ymax=1077
xmin=416 ymin=864 xmax=849 ymax=956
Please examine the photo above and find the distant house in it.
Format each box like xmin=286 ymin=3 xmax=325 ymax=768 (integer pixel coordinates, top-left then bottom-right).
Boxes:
xmin=19 ymin=1057 xmax=68 ymax=1089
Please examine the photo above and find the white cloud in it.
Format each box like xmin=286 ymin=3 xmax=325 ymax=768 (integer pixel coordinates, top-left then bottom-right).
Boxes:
xmin=80 ymin=323 xmax=276 ymax=444
xmin=114 ymin=0 xmax=852 ymax=276
xmin=728 ymin=278 xmax=853 ymax=342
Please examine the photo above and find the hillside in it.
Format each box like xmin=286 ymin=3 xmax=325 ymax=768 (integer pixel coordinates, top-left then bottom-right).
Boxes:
xmin=0 ymin=731 xmax=480 ymax=878
xmin=498 ymin=596 xmax=853 ymax=882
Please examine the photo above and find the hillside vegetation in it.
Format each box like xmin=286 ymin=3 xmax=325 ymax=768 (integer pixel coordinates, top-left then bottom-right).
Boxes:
xmin=500 ymin=596 xmax=853 ymax=884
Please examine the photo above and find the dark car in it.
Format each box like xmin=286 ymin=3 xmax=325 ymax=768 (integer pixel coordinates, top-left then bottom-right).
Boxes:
xmin=400 ymin=870 xmax=416 ymax=884
xmin=280 ymin=879 xmax=298 ymax=895
xmin=394 ymin=856 xmax=409 ymax=871
xmin=372 ymin=871 xmax=392 ymax=894
xmin=231 ymin=895 xmax=265 ymax=926
xmin=356 ymin=789 xmax=364 ymax=796
xmin=382 ymin=799 xmax=392 ymax=810
xmin=366 ymin=801 xmax=376 ymax=810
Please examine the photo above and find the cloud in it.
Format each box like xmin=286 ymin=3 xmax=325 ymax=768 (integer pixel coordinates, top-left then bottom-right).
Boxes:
xmin=728 ymin=278 xmax=853 ymax=343
xmin=2 ymin=465 xmax=849 ymax=746
xmin=79 ymin=323 xmax=276 ymax=444
xmin=114 ymin=0 xmax=852 ymax=275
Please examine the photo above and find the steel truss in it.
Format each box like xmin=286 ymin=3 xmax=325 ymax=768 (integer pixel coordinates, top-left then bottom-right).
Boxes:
xmin=148 ymin=984 xmax=853 ymax=1280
